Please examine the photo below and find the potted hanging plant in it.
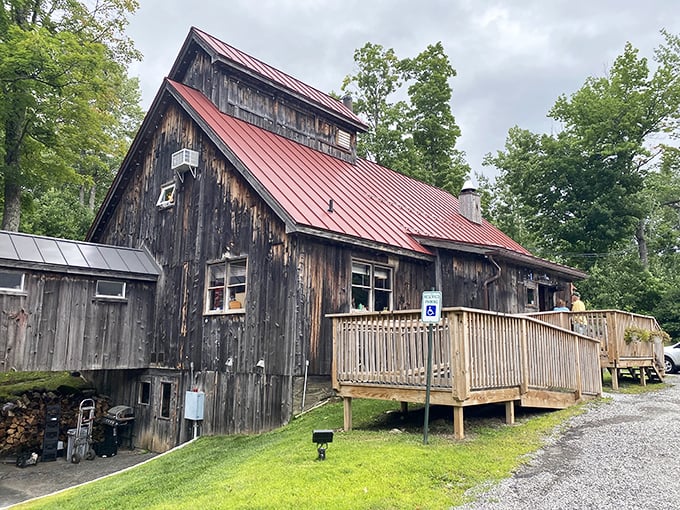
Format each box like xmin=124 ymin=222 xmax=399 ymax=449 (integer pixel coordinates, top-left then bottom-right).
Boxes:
xmin=624 ymin=327 xmax=670 ymax=344
xmin=623 ymin=326 xmax=650 ymax=344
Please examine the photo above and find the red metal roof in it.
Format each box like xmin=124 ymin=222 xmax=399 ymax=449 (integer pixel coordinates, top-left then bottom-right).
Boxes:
xmin=169 ymin=80 xmax=532 ymax=257
xmin=191 ymin=27 xmax=367 ymax=130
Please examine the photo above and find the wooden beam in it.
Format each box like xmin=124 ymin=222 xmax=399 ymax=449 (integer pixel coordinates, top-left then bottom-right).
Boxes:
xmin=521 ymin=389 xmax=577 ymax=409
xmin=610 ymin=367 xmax=619 ymax=390
xmin=453 ymin=406 xmax=464 ymax=439
xmin=505 ymin=401 xmax=515 ymax=425
xmin=460 ymin=387 xmax=522 ymax=406
xmin=343 ymin=397 xmax=352 ymax=431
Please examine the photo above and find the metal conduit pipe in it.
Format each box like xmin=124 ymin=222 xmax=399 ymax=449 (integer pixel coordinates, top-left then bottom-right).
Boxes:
xmin=483 ymin=255 xmax=502 ymax=310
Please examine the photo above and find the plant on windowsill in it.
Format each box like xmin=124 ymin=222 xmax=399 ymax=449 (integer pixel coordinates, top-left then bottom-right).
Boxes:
xmin=623 ymin=326 xmax=670 ymax=344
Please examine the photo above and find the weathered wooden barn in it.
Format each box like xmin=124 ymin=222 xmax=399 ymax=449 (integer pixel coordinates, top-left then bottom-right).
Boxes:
xmin=2 ymin=28 xmax=589 ymax=452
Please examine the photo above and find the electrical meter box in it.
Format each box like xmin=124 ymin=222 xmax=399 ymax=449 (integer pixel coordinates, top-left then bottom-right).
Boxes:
xmin=184 ymin=391 xmax=205 ymax=420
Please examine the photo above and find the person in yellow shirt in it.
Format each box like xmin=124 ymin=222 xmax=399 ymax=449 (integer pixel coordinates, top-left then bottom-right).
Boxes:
xmin=571 ymin=292 xmax=587 ymax=334
xmin=571 ymin=292 xmax=585 ymax=312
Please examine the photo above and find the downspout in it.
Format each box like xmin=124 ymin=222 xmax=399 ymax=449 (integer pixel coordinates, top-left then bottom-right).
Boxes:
xmin=483 ymin=255 xmax=502 ymax=310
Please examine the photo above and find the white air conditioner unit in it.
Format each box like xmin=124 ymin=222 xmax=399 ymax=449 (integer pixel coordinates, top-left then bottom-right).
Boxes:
xmin=171 ymin=148 xmax=199 ymax=181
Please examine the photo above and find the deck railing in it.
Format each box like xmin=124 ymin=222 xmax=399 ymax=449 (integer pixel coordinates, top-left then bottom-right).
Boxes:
xmin=525 ymin=310 xmax=665 ymax=370
xmin=331 ymin=307 xmax=602 ymax=403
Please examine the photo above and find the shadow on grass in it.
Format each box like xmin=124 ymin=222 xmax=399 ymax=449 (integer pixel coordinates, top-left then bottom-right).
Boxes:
xmin=358 ymin=402 xmax=555 ymax=438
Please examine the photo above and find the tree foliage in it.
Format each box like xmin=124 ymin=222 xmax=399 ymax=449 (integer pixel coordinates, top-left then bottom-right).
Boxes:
xmin=0 ymin=0 xmax=141 ymax=232
xmin=485 ymin=31 xmax=680 ymax=337
xmin=342 ymin=42 xmax=469 ymax=194
xmin=486 ymin=32 xmax=680 ymax=270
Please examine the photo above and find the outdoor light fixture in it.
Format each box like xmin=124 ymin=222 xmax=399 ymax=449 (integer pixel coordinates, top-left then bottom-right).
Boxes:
xmin=312 ymin=429 xmax=333 ymax=460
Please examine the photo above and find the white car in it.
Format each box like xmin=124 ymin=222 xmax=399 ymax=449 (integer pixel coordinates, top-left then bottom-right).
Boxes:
xmin=664 ymin=342 xmax=680 ymax=374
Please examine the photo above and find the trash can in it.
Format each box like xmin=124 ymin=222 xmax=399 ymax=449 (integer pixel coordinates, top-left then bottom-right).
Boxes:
xmin=66 ymin=428 xmax=88 ymax=462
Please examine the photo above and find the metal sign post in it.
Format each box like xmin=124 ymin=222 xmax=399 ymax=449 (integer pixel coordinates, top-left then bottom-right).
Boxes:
xmin=420 ymin=290 xmax=442 ymax=445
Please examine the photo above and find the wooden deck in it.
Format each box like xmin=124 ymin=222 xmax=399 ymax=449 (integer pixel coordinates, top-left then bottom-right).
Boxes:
xmin=526 ymin=310 xmax=666 ymax=389
xmin=330 ymin=307 xmax=602 ymax=438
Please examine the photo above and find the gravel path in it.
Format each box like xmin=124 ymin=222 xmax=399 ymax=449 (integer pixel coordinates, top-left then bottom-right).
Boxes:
xmin=459 ymin=374 xmax=680 ymax=510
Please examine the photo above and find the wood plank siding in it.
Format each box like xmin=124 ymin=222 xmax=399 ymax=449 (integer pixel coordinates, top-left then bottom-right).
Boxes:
xmin=0 ymin=272 xmax=154 ymax=372
xmin=180 ymin=48 xmax=358 ymax=163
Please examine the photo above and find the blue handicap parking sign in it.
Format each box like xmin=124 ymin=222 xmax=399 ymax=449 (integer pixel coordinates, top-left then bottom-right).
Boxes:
xmin=421 ymin=291 xmax=442 ymax=323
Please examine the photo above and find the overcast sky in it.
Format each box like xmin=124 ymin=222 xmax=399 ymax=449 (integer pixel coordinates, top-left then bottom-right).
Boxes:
xmin=125 ymin=0 xmax=680 ymax=180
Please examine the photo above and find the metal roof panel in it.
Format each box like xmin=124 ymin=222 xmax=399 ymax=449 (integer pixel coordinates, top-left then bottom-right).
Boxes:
xmin=34 ymin=238 xmax=67 ymax=265
xmin=0 ymin=231 xmax=159 ymax=278
xmin=96 ymin=246 xmax=128 ymax=272
xmin=116 ymin=248 xmax=148 ymax=274
xmin=170 ymin=79 xmax=532 ymax=258
xmin=78 ymin=244 xmax=108 ymax=270
xmin=58 ymin=241 xmax=89 ymax=267
xmin=0 ymin=232 xmax=18 ymax=260
xmin=11 ymin=235 xmax=43 ymax=263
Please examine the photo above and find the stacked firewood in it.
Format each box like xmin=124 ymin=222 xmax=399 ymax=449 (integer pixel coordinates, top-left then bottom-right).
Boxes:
xmin=0 ymin=390 xmax=111 ymax=456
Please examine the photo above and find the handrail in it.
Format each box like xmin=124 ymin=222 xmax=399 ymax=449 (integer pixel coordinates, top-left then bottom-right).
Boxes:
xmin=331 ymin=307 xmax=602 ymax=402
xmin=524 ymin=309 xmax=665 ymax=370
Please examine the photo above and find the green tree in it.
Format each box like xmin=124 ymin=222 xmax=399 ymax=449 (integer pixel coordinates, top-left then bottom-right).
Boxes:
xmin=341 ymin=43 xmax=412 ymax=168
xmin=22 ymin=187 xmax=93 ymax=240
xmin=0 ymin=0 xmax=141 ymax=232
xmin=402 ymin=42 xmax=466 ymax=193
xmin=487 ymin=32 xmax=680 ymax=270
xmin=341 ymin=41 xmax=469 ymax=194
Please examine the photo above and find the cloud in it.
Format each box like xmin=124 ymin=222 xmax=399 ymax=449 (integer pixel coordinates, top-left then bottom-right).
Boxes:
xmin=125 ymin=0 xmax=680 ymax=179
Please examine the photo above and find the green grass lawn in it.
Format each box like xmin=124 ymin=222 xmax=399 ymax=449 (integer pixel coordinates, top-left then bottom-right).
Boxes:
xmin=14 ymin=397 xmax=597 ymax=510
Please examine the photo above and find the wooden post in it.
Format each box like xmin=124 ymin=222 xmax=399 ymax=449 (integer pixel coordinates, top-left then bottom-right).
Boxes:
xmin=611 ymin=367 xmax=619 ymax=390
xmin=343 ymin=397 xmax=352 ymax=431
xmin=608 ymin=311 xmax=619 ymax=365
xmin=639 ymin=367 xmax=646 ymax=386
xmin=400 ymin=401 xmax=408 ymax=415
xmin=520 ymin=319 xmax=529 ymax=395
xmin=331 ymin=318 xmax=338 ymax=390
xmin=453 ymin=406 xmax=464 ymax=439
xmin=505 ymin=401 xmax=515 ymax=425
xmin=452 ymin=312 xmax=470 ymax=402
xmin=574 ymin=335 xmax=582 ymax=401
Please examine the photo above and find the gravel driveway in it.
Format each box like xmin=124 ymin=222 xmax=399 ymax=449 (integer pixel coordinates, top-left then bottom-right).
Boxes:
xmin=460 ymin=374 xmax=680 ymax=510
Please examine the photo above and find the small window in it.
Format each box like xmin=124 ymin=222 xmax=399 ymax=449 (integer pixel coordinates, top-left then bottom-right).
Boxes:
xmin=96 ymin=280 xmax=126 ymax=299
xmin=527 ymin=288 xmax=536 ymax=305
xmin=157 ymin=182 xmax=176 ymax=209
xmin=160 ymin=381 xmax=172 ymax=419
xmin=205 ymin=258 xmax=247 ymax=314
xmin=139 ymin=381 xmax=151 ymax=405
xmin=525 ymin=281 xmax=538 ymax=309
xmin=351 ymin=261 xmax=393 ymax=312
xmin=0 ymin=271 xmax=24 ymax=293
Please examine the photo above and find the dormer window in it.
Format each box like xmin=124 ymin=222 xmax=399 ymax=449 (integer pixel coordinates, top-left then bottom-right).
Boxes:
xmin=157 ymin=182 xmax=176 ymax=209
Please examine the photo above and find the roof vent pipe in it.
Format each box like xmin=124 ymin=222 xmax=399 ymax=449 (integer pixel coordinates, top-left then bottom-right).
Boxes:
xmin=459 ymin=179 xmax=482 ymax=224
